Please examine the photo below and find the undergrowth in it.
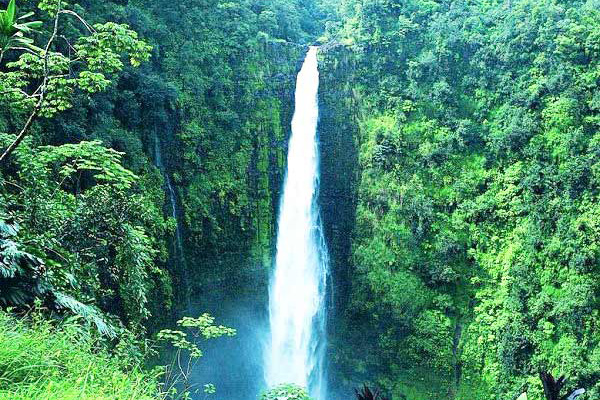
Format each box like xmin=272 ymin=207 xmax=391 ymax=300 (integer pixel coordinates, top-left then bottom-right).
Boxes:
xmin=0 ymin=311 xmax=159 ymax=400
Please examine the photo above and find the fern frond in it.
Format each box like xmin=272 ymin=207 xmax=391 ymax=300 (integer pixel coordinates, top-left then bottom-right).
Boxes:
xmin=53 ymin=292 xmax=117 ymax=338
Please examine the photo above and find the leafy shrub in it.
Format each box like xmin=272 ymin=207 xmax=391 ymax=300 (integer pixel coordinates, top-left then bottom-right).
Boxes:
xmin=157 ymin=313 xmax=236 ymax=399
xmin=260 ymin=383 xmax=313 ymax=400
xmin=0 ymin=310 xmax=158 ymax=400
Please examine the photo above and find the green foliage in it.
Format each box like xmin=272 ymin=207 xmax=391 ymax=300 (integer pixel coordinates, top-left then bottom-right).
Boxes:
xmin=75 ymin=22 xmax=151 ymax=71
xmin=0 ymin=136 xmax=171 ymax=332
xmin=0 ymin=8 xmax=151 ymax=119
xmin=0 ymin=310 xmax=158 ymax=400
xmin=0 ymin=0 xmax=42 ymax=61
xmin=157 ymin=314 xmax=236 ymax=399
xmin=0 ymin=218 xmax=116 ymax=336
xmin=35 ymin=140 xmax=137 ymax=189
xmin=260 ymin=384 xmax=313 ymax=400
xmin=0 ymin=219 xmax=46 ymax=304
xmin=322 ymin=0 xmax=600 ymax=399
xmin=158 ymin=314 xmax=236 ymax=359
xmin=37 ymin=0 xmax=67 ymax=17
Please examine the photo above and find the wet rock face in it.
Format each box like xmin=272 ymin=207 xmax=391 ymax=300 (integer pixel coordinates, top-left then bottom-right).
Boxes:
xmin=317 ymin=46 xmax=359 ymax=313
xmin=317 ymin=45 xmax=361 ymax=398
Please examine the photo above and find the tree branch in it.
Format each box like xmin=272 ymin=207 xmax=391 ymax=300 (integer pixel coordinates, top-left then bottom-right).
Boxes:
xmin=59 ymin=9 xmax=95 ymax=33
xmin=0 ymin=1 xmax=63 ymax=164
xmin=0 ymin=95 xmax=44 ymax=163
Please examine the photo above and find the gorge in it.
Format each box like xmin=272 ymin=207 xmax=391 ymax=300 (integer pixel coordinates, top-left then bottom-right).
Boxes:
xmin=0 ymin=1 xmax=599 ymax=400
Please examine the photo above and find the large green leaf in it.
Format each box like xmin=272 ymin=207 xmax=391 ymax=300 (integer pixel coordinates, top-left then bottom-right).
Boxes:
xmin=17 ymin=11 xmax=33 ymax=20
xmin=0 ymin=0 xmax=42 ymax=55
xmin=0 ymin=11 xmax=13 ymax=35
xmin=6 ymin=0 xmax=16 ymax=26
xmin=15 ymin=21 xmax=43 ymax=33
xmin=53 ymin=292 xmax=117 ymax=338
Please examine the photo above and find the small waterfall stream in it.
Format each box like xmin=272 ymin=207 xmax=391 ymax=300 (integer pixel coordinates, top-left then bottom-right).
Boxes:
xmin=153 ymin=132 xmax=189 ymax=306
xmin=265 ymin=47 xmax=329 ymax=399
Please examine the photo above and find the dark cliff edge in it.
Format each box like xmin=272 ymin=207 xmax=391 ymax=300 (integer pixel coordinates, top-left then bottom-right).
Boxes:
xmin=183 ymin=42 xmax=308 ymax=400
xmin=318 ymin=45 xmax=360 ymax=398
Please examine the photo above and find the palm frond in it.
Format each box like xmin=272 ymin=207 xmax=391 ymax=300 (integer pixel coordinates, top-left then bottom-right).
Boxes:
xmin=0 ymin=284 xmax=28 ymax=305
xmin=0 ymin=0 xmax=42 ymax=56
xmin=17 ymin=11 xmax=34 ymax=20
xmin=53 ymin=292 xmax=117 ymax=338
xmin=540 ymin=372 xmax=585 ymax=400
xmin=14 ymin=21 xmax=43 ymax=33
xmin=0 ymin=237 xmax=43 ymax=279
xmin=0 ymin=220 xmax=116 ymax=338
xmin=6 ymin=0 xmax=16 ymax=24
xmin=0 ymin=220 xmax=18 ymax=237
xmin=355 ymin=385 xmax=389 ymax=400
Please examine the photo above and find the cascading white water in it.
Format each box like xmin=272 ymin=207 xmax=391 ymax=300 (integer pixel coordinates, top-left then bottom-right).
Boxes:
xmin=265 ymin=47 xmax=329 ymax=399
xmin=153 ymin=132 xmax=189 ymax=306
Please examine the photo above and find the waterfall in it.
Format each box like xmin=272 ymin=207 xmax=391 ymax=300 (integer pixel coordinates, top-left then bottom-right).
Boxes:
xmin=265 ymin=47 xmax=329 ymax=399
xmin=153 ymin=132 xmax=189 ymax=306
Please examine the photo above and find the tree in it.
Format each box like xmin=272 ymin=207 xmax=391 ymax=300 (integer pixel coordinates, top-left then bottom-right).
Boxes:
xmin=0 ymin=0 xmax=151 ymax=162
xmin=157 ymin=314 xmax=236 ymax=400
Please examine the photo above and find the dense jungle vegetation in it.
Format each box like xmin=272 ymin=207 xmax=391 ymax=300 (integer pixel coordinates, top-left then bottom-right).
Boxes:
xmin=0 ymin=0 xmax=598 ymax=399
xmin=319 ymin=1 xmax=600 ymax=399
